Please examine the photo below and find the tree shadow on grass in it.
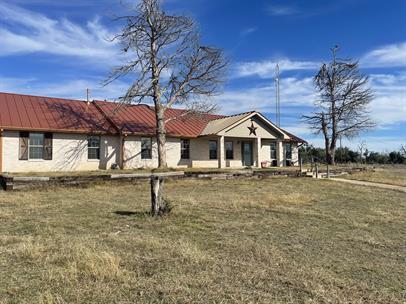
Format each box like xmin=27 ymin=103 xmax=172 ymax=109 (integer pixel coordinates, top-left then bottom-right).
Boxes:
xmin=114 ymin=210 xmax=151 ymax=217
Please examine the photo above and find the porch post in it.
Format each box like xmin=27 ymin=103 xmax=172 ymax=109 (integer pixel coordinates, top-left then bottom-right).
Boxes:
xmin=218 ymin=136 xmax=225 ymax=168
xmin=277 ymin=140 xmax=284 ymax=167
xmin=256 ymin=137 xmax=261 ymax=168
xmin=119 ymin=134 xmax=126 ymax=170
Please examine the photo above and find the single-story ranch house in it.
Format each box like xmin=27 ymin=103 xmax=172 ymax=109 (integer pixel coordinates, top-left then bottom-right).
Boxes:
xmin=0 ymin=92 xmax=306 ymax=173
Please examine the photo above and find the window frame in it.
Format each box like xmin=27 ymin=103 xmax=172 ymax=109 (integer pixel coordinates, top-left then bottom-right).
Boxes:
xmin=225 ymin=141 xmax=234 ymax=160
xmin=181 ymin=139 xmax=190 ymax=160
xmin=87 ymin=136 xmax=101 ymax=160
xmin=285 ymin=143 xmax=292 ymax=160
xmin=141 ymin=137 xmax=153 ymax=160
xmin=209 ymin=140 xmax=218 ymax=160
xmin=28 ymin=133 xmax=44 ymax=160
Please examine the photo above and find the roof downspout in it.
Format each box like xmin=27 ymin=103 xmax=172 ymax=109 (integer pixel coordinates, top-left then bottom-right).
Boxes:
xmin=120 ymin=134 xmax=127 ymax=170
xmin=0 ymin=129 xmax=3 ymax=174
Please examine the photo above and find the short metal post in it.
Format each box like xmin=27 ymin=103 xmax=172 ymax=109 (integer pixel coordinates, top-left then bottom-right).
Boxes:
xmin=315 ymin=164 xmax=319 ymax=179
xmin=299 ymin=156 xmax=303 ymax=174
xmin=326 ymin=163 xmax=330 ymax=178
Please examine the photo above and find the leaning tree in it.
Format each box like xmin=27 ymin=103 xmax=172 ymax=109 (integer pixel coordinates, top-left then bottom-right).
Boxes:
xmin=303 ymin=46 xmax=375 ymax=165
xmin=106 ymin=0 xmax=227 ymax=216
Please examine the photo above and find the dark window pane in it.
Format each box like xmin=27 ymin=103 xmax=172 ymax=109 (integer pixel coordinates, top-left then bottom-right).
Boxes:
xmin=141 ymin=138 xmax=152 ymax=159
xmin=270 ymin=142 xmax=277 ymax=159
xmin=181 ymin=139 xmax=190 ymax=159
xmin=29 ymin=133 xmax=44 ymax=159
xmin=209 ymin=140 xmax=217 ymax=160
xmin=88 ymin=148 xmax=100 ymax=160
xmin=225 ymin=141 xmax=233 ymax=160
xmin=29 ymin=147 xmax=43 ymax=159
xmin=285 ymin=143 xmax=292 ymax=160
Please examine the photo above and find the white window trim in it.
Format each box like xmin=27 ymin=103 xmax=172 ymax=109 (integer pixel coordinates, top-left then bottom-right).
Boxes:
xmin=28 ymin=133 xmax=45 ymax=161
xmin=88 ymin=136 xmax=101 ymax=161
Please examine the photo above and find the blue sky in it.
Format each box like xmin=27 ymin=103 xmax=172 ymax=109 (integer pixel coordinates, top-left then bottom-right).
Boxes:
xmin=0 ymin=0 xmax=405 ymax=152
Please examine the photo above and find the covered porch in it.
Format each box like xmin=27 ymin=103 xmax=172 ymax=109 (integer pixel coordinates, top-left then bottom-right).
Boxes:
xmin=191 ymin=111 xmax=301 ymax=169
xmin=215 ymin=136 xmax=286 ymax=168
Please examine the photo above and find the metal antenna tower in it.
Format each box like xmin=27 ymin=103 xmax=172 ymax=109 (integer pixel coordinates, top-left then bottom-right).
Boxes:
xmin=275 ymin=64 xmax=281 ymax=127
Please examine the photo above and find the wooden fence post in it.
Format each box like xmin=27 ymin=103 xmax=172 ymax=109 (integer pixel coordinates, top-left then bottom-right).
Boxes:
xmin=299 ymin=154 xmax=303 ymax=174
xmin=150 ymin=176 xmax=164 ymax=216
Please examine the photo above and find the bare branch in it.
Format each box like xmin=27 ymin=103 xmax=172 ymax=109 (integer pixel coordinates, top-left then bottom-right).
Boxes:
xmin=104 ymin=0 xmax=227 ymax=168
xmin=302 ymin=47 xmax=375 ymax=165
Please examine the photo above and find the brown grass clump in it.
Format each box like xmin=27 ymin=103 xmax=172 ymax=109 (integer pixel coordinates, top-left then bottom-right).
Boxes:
xmin=345 ymin=165 xmax=406 ymax=186
xmin=0 ymin=177 xmax=405 ymax=303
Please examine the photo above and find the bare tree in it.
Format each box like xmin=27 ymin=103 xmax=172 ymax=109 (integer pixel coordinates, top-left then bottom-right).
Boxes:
xmin=401 ymin=145 xmax=406 ymax=156
xmin=357 ymin=141 xmax=367 ymax=164
xmin=303 ymin=46 xmax=375 ymax=165
xmin=106 ymin=0 xmax=227 ymax=216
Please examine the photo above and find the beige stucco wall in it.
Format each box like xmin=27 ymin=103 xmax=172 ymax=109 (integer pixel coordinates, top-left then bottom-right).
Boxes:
xmin=189 ymin=137 xmax=219 ymax=168
xmin=2 ymin=131 xmax=120 ymax=173
xmin=222 ymin=116 xmax=279 ymax=139
xmin=123 ymin=136 xmax=185 ymax=169
xmin=291 ymin=143 xmax=299 ymax=166
xmin=1 ymin=130 xmax=300 ymax=173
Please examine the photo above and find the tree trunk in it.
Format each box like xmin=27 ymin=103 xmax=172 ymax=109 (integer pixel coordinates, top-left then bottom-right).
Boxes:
xmin=155 ymin=105 xmax=167 ymax=168
xmin=329 ymin=139 xmax=337 ymax=166
xmin=326 ymin=148 xmax=336 ymax=166
xmin=150 ymin=176 xmax=164 ymax=216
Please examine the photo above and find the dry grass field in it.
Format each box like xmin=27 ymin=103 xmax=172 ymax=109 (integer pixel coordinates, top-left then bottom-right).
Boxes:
xmin=344 ymin=165 xmax=406 ymax=187
xmin=0 ymin=178 xmax=405 ymax=304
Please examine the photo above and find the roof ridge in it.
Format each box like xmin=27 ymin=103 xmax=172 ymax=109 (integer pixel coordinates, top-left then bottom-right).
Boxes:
xmin=207 ymin=110 xmax=255 ymax=122
xmin=0 ymin=91 xmax=89 ymax=104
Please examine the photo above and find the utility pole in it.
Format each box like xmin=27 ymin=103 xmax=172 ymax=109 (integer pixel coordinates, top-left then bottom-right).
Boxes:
xmin=86 ymin=88 xmax=90 ymax=105
xmin=275 ymin=64 xmax=281 ymax=127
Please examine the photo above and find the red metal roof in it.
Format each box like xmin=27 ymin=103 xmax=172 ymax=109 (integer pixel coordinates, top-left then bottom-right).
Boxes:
xmin=93 ymin=100 xmax=225 ymax=138
xmin=0 ymin=92 xmax=116 ymax=134
xmin=0 ymin=92 xmax=305 ymax=142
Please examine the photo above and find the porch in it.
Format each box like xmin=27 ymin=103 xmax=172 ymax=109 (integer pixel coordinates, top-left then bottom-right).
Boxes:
xmin=217 ymin=136 xmax=291 ymax=169
xmin=188 ymin=136 xmax=296 ymax=169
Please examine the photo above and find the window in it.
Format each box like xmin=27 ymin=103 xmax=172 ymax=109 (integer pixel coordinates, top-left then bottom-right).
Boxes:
xmin=225 ymin=141 xmax=234 ymax=160
xmin=270 ymin=142 xmax=277 ymax=159
xmin=19 ymin=132 xmax=52 ymax=161
xmin=29 ymin=133 xmax=44 ymax=159
xmin=141 ymin=137 xmax=152 ymax=159
xmin=181 ymin=139 xmax=190 ymax=159
xmin=209 ymin=140 xmax=218 ymax=160
xmin=88 ymin=136 xmax=100 ymax=160
xmin=285 ymin=143 xmax=292 ymax=160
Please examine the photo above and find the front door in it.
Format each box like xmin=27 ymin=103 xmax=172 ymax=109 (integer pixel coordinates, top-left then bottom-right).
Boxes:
xmin=242 ymin=141 xmax=253 ymax=166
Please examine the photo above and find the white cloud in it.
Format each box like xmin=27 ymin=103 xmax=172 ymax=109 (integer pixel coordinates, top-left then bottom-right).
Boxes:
xmin=215 ymin=72 xmax=405 ymax=142
xmin=0 ymin=76 xmax=131 ymax=101
xmin=0 ymin=2 xmax=119 ymax=61
xmin=232 ymin=59 xmax=318 ymax=78
xmin=267 ymin=5 xmax=298 ymax=16
xmin=362 ymin=42 xmax=406 ymax=68
xmin=240 ymin=27 xmax=257 ymax=36
xmin=368 ymin=73 xmax=406 ymax=125
xmin=232 ymin=42 xmax=406 ymax=80
xmin=215 ymin=76 xmax=315 ymax=114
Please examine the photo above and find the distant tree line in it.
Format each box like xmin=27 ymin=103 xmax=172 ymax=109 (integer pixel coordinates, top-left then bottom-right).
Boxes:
xmin=300 ymin=145 xmax=406 ymax=165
